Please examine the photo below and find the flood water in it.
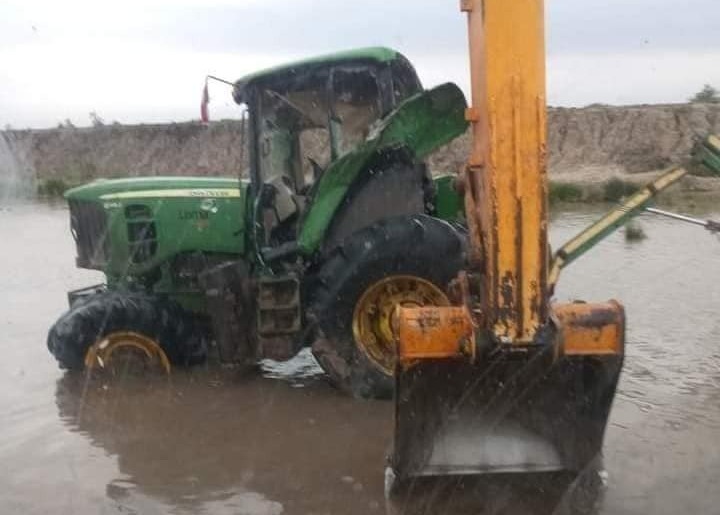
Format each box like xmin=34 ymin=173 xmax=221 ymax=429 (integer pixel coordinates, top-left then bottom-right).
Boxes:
xmin=1 ymin=199 xmax=719 ymax=514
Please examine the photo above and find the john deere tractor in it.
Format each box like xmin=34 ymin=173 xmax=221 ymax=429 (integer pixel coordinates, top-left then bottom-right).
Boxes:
xmin=47 ymin=47 xmax=468 ymax=398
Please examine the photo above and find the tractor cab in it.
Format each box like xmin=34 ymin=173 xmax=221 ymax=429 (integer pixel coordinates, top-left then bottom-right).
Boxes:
xmin=232 ymin=48 xmax=423 ymax=253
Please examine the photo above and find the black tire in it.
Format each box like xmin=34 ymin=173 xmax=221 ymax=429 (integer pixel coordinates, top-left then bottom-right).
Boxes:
xmin=47 ymin=291 xmax=206 ymax=370
xmin=308 ymin=215 xmax=466 ymax=399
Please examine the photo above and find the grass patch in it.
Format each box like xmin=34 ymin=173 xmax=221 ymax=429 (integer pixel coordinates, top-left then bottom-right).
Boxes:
xmin=549 ymin=182 xmax=584 ymax=204
xmin=36 ymin=178 xmax=75 ymax=197
xmin=624 ymin=221 xmax=647 ymax=242
xmin=549 ymin=178 xmax=647 ymax=207
xmin=603 ymin=178 xmax=641 ymax=203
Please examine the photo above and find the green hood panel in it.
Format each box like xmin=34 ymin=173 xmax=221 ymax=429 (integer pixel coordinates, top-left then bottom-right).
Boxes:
xmin=297 ymin=82 xmax=468 ymax=254
xmin=367 ymin=82 xmax=468 ymax=159
xmin=65 ymin=176 xmax=248 ymax=278
xmin=65 ymin=177 xmax=246 ymax=202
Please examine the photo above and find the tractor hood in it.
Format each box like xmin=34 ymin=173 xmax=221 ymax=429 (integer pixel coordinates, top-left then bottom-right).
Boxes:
xmin=65 ymin=177 xmax=247 ymax=202
xmin=64 ymin=176 xmax=248 ymax=277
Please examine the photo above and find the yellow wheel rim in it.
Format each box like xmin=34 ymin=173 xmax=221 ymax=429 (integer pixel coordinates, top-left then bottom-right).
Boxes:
xmin=352 ymin=275 xmax=450 ymax=375
xmin=84 ymin=331 xmax=171 ymax=375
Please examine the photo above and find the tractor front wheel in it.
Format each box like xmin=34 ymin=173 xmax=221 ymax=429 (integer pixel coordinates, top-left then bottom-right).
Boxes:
xmin=47 ymin=292 xmax=206 ymax=374
xmin=309 ymin=215 xmax=466 ymax=399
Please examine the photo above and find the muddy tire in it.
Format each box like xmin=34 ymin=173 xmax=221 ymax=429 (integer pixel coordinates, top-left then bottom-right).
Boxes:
xmin=308 ymin=215 xmax=466 ymax=399
xmin=47 ymin=291 xmax=206 ymax=370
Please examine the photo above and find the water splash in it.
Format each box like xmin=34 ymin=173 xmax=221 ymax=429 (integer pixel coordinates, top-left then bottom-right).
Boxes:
xmin=260 ymin=348 xmax=324 ymax=386
xmin=0 ymin=131 xmax=34 ymax=203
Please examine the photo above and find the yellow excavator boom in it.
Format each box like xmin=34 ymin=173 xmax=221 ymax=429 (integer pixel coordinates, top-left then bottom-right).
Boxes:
xmin=462 ymin=0 xmax=549 ymax=343
xmin=389 ymin=0 xmax=626 ymax=486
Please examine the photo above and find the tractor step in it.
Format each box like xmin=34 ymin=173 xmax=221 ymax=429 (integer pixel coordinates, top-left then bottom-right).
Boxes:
xmin=257 ymin=274 xmax=303 ymax=361
xmin=67 ymin=283 xmax=107 ymax=307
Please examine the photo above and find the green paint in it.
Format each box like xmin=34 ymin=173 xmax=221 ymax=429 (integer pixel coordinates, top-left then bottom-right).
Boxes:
xmin=368 ymin=82 xmax=468 ymax=159
xmin=695 ymin=135 xmax=720 ymax=175
xmin=61 ymin=52 xmax=469 ymax=320
xmin=297 ymin=83 xmax=468 ymax=253
xmin=234 ymin=47 xmax=398 ymax=89
xmin=66 ymin=177 xmax=245 ymax=202
xmin=68 ymin=177 xmax=248 ymax=281
xmin=553 ymin=168 xmax=687 ymax=274
xmin=433 ymin=175 xmax=465 ymax=222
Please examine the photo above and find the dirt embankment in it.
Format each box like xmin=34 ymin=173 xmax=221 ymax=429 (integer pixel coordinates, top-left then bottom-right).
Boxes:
xmin=2 ymin=103 xmax=720 ymax=192
xmin=1 ymin=121 xmax=246 ymax=187
xmin=428 ymin=103 xmax=720 ymax=183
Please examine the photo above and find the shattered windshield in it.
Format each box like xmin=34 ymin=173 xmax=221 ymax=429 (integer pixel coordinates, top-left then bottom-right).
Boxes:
xmin=256 ymin=67 xmax=381 ymax=189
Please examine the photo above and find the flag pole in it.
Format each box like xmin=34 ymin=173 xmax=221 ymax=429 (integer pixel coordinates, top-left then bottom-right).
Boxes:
xmin=200 ymin=75 xmax=235 ymax=125
xmin=206 ymin=75 xmax=235 ymax=87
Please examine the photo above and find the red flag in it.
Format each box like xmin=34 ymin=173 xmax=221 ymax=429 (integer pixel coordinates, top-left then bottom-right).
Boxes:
xmin=200 ymin=79 xmax=210 ymax=125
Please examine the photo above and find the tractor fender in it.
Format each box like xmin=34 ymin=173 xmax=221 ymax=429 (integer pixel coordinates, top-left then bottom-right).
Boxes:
xmin=297 ymin=82 xmax=468 ymax=255
xmin=319 ymin=149 xmax=432 ymax=254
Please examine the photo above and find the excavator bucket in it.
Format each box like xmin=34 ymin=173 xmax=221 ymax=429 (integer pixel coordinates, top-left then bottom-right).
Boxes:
xmin=389 ymin=303 xmax=625 ymax=484
xmin=391 ymin=355 xmax=623 ymax=481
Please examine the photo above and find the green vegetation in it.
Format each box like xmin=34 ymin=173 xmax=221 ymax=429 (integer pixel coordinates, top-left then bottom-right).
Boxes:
xmin=36 ymin=178 xmax=76 ymax=197
xmin=624 ymin=221 xmax=647 ymax=242
xmin=603 ymin=178 xmax=640 ymax=202
xmin=549 ymin=182 xmax=584 ymax=204
xmin=549 ymin=178 xmax=644 ymax=206
xmin=690 ymin=84 xmax=720 ymax=104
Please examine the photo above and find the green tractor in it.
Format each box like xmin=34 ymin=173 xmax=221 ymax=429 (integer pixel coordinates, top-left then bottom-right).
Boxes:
xmin=48 ymin=47 xmax=468 ymax=398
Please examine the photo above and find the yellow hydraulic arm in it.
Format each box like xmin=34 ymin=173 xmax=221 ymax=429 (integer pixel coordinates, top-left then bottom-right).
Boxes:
xmin=390 ymin=0 xmax=628 ymax=483
xmin=461 ymin=0 xmax=549 ymax=343
xmin=390 ymin=0 xmax=720 ymax=489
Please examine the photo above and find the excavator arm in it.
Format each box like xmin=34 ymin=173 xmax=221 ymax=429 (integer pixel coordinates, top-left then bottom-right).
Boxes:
xmin=388 ymin=0 xmax=720 ymax=494
xmin=389 ymin=0 xmax=625 ymax=486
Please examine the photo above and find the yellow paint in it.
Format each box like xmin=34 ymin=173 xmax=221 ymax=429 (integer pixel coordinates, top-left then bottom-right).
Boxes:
xmin=709 ymin=134 xmax=720 ymax=151
xmin=393 ymin=0 xmax=626 ymax=370
xmin=548 ymin=167 xmax=687 ymax=288
xmin=85 ymin=331 xmax=171 ymax=374
xmin=101 ymin=188 xmax=241 ymax=200
xmin=464 ymin=0 xmax=548 ymax=343
xmin=554 ymin=301 xmax=624 ymax=356
xmin=396 ymin=306 xmax=474 ymax=364
xmin=352 ymin=276 xmax=449 ymax=374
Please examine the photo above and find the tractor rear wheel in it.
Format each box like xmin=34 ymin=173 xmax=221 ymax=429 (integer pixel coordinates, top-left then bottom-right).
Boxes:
xmin=47 ymin=292 xmax=205 ymax=373
xmin=309 ymin=215 xmax=466 ymax=399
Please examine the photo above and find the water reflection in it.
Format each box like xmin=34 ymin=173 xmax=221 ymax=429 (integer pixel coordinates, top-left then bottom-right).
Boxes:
xmin=55 ymin=361 xmax=605 ymax=515
xmin=55 ymin=366 xmax=391 ymax=515
xmin=8 ymin=202 xmax=720 ymax=514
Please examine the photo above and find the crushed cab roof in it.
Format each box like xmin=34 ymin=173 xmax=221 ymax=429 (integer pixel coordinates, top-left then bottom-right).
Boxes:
xmin=233 ymin=47 xmax=403 ymax=103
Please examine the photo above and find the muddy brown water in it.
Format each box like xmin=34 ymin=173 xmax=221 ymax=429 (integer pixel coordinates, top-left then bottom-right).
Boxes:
xmin=1 ymin=200 xmax=720 ymax=514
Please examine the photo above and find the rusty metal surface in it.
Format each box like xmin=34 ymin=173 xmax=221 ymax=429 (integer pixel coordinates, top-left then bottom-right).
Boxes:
xmin=463 ymin=0 xmax=549 ymax=344
xmin=389 ymin=0 xmax=627 ymax=491
xmin=554 ymin=301 xmax=625 ymax=356
xmin=200 ymin=261 xmax=255 ymax=364
xmin=396 ymin=306 xmax=474 ymax=363
xmin=391 ymin=350 xmax=623 ymax=481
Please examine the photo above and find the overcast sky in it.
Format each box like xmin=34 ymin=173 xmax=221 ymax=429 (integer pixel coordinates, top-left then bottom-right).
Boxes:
xmin=1 ymin=0 xmax=718 ymax=129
